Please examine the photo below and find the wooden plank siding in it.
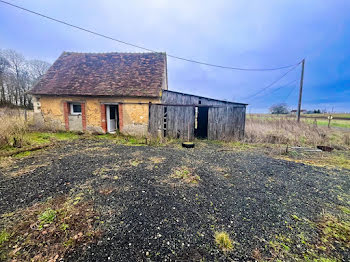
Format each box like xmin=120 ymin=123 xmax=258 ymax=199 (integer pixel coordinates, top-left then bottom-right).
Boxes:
xmin=149 ymin=90 xmax=247 ymax=140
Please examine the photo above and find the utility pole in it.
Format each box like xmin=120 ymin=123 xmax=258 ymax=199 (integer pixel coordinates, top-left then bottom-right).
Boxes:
xmin=297 ymin=59 xmax=305 ymax=122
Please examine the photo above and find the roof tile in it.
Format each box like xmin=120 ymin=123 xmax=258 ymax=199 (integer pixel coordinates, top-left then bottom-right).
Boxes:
xmin=30 ymin=52 xmax=166 ymax=97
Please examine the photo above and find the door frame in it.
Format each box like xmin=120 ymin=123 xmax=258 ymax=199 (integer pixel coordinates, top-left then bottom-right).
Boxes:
xmin=106 ymin=104 xmax=118 ymax=133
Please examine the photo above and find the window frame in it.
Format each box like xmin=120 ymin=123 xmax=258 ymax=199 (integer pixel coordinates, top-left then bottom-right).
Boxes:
xmin=70 ymin=103 xmax=82 ymax=115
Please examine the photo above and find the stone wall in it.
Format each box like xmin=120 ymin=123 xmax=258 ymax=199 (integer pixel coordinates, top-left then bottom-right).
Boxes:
xmin=34 ymin=96 xmax=160 ymax=136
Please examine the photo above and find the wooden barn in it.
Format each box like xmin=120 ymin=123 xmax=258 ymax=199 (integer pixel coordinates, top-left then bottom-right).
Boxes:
xmin=149 ymin=90 xmax=247 ymax=140
xmin=30 ymin=51 xmax=247 ymax=140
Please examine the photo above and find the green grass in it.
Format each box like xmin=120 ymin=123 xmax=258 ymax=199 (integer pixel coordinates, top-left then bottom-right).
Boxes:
xmin=25 ymin=131 xmax=80 ymax=144
xmin=303 ymin=119 xmax=350 ymax=129
xmin=0 ymin=230 xmax=10 ymax=245
xmin=94 ymin=133 xmax=146 ymax=146
xmin=38 ymin=208 xmax=57 ymax=226
xmin=0 ymin=131 xmax=80 ymax=158
xmin=305 ymin=113 xmax=350 ymax=119
xmin=13 ymin=151 xmax=32 ymax=158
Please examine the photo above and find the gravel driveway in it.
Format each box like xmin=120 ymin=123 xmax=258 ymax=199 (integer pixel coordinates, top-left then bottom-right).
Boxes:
xmin=1 ymin=139 xmax=349 ymax=261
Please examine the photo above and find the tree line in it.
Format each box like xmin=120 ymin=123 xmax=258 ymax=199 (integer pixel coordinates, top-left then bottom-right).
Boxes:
xmin=0 ymin=49 xmax=51 ymax=109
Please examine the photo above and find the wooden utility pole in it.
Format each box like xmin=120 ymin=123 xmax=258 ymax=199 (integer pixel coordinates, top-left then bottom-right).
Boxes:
xmin=297 ymin=59 xmax=305 ymax=122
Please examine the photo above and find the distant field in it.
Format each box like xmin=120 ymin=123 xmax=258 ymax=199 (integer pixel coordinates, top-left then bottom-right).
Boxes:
xmin=303 ymin=118 xmax=350 ymax=128
xmin=247 ymin=113 xmax=350 ymax=129
xmin=302 ymin=113 xmax=350 ymax=120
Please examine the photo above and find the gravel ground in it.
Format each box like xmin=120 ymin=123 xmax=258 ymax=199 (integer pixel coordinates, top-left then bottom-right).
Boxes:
xmin=0 ymin=139 xmax=349 ymax=261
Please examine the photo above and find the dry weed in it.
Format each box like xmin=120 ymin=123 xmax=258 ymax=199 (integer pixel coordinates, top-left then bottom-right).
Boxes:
xmin=245 ymin=116 xmax=347 ymax=148
xmin=0 ymin=114 xmax=29 ymax=148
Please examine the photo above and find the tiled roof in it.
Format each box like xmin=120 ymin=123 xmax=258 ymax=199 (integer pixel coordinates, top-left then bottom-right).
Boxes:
xmin=30 ymin=52 xmax=167 ymax=97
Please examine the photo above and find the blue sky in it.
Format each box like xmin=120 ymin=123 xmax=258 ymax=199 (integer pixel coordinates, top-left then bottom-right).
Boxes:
xmin=1 ymin=0 xmax=349 ymax=112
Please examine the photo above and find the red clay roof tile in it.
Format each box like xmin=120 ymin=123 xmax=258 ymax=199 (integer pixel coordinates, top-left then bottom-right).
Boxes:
xmin=30 ymin=52 xmax=167 ymax=97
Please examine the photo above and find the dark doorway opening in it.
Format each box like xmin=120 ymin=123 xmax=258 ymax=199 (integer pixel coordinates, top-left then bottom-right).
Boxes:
xmin=195 ymin=107 xmax=208 ymax=138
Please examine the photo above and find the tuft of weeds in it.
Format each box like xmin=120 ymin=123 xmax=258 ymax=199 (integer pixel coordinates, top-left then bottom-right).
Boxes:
xmin=93 ymin=165 xmax=120 ymax=179
xmin=149 ymin=156 xmax=165 ymax=164
xmin=99 ymin=186 xmax=115 ymax=195
xmin=171 ymin=167 xmax=200 ymax=185
xmin=214 ymin=231 xmax=233 ymax=251
xmin=0 ymin=230 xmax=10 ymax=245
xmin=0 ymin=194 xmax=101 ymax=261
xmin=38 ymin=208 xmax=57 ymax=228
xmin=130 ymin=159 xmax=142 ymax=167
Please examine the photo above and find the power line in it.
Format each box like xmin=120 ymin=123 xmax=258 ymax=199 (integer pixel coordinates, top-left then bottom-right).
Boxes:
xmin=283 ymin=84 xmax=298 ymax=103
xmin=241 ymin=63 xmax=301 ymax=101
xmin=249 ymin=78 xmax=298 ymax=102
xmin=0 ymin=0 xmax=301 ymax=71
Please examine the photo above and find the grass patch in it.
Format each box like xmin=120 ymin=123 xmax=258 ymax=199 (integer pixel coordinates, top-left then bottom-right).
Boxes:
xmin=149 ymin=156 xmax=165 ymax=164
xmin=94 ymin=133 xmax=147 ymax=146
xmin=0 ymin=230 xmax=10 ymax=245
xmin=339 ymin=206 xmax=350 ymax=215
xmin=317 ymin=214 xmax=350 ymax=251
xmin=303 ymin=118 xmax=350 ymax=129
xmin=93 ymin=166 xmax=120 ymax=180
xmin=171 ymin=167 xmax=200 ymax=185
xmin=25 ymin=131 xmax=79 ymax=144
xmin=214 ymin=231 xmax=233 ymax=251
xmin=38 ymin=208 xmax=57 ymax=228
xmin=0 ymin=194 xmax=101 ymax=261
xmin=13 ymin=151 xmax=32 ymax=158
xmin=264 ymin=212 xmax=349 ymax=261
xmin=0 ymin=131 xmax=80 ymax=159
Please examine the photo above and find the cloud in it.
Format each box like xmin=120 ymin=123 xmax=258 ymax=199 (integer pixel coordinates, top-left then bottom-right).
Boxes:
xmin=1 ymin=0 xmax=349 ymax=111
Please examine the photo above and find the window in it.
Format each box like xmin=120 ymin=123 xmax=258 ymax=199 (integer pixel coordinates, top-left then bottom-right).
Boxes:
xmin=70 ymin=103 xmax=82 ymax=115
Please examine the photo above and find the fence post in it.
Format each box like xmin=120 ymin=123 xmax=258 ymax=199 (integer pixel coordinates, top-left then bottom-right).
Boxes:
xmin=327 ymin=115 xmax=333 ymax=128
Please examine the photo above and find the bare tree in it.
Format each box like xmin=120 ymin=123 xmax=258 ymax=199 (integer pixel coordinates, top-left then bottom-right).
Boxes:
xmin=29 ymin=59 xmax=51 ymax=79
xmin=0 ymin=54 xmax=10 ymax=104
xmin=0 ymin=48 xmax=51 ymax=108
xmin=2 ymin=49 xmax=26 ymax=106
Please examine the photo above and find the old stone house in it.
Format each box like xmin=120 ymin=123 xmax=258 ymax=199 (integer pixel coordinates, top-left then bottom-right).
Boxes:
xmin=30 ymin=52 xmax=167 ymax=135
xmin=30 ymin=52 xmax=247 ymax=140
